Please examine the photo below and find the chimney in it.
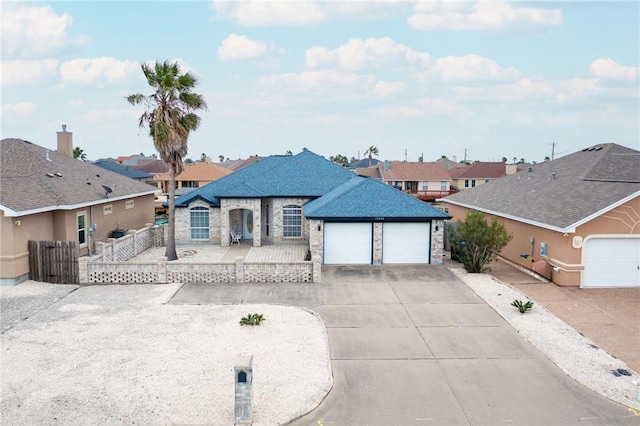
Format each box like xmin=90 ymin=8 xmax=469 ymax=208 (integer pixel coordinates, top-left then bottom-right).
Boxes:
xmin=452 ymin=155 xmax=457 ymax=163
xmin=505 ymin=164 xmax=517 ymax=175
xmin=56 ymin=124 xmax=73 ymax=157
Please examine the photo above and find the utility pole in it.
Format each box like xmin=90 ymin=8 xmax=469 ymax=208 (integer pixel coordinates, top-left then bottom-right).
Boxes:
xmin=405 ymin=148 xmax=407 ymax=162
xmin=463 ymin=148 xmax=468 ymax=163
xmin=550 ymin=141 xmax=557 ymax=160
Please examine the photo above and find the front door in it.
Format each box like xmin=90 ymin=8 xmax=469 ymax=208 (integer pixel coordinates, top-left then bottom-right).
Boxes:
xmin=242 ymin=210 xmax=254 ymax=240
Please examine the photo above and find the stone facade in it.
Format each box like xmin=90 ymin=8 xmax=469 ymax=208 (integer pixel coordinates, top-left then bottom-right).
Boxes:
xmin=308 ymin=219 xmax=323 ymax=261
xmin=263 ymin=197 xmax=312 ymax=244
xmin=175 ymin=200 xmax=221 ymax=243
xmin=373 ymin=223 xmax=383 ymax=265
xmin=430 ymin=219 xmax=445 ymax=265
xmin=221 ymin=199 xmax=261 ymax=246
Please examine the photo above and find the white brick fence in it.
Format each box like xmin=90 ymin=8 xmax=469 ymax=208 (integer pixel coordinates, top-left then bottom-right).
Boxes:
xmin=82 ymin=224 xmax=320 ymax=283
xmin=79 ymin=256 xmax=320 ymax=284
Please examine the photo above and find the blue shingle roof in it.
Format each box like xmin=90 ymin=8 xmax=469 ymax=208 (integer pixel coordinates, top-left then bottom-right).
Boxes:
xmin=175 ymin=150 xmax=354 ymax=206
xmin=305 ymin=176 xmax=452 ymax=220
xmin=93 ymin=160 xmax=152 ymax=180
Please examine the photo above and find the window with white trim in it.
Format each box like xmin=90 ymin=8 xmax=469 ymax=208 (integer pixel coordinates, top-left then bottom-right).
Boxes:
xmin=125 ymin=200 xmax=134 ymax=209
xmin=440 ymin=181 xmax=447 ymax=190
xmin=190 ymin=207 xmax=210 ymax=240
xmin=103 ymin=204 xmax=113 ymax=215
xmin=77 ymin=212 xmax=87 ymax=246
xmin=283 ymin=205 xmax=302 ymax=238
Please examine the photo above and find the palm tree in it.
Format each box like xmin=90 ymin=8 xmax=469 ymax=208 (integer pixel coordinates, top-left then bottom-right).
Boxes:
xmin=364 ymin=145 xmax=379 ymax=167
xmin=127 ymin=60 xmax=207 ymax=261
xmin=285 ymin=150 xmax=293 ymax=156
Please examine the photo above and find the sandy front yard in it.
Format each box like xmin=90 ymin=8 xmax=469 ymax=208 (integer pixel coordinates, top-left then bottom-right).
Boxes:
xmin=0 ymin=283 xmax=332 ymax=425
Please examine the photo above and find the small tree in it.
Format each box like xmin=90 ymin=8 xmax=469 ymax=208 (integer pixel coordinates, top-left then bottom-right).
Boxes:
xmin=448 ymin=210 xmax=512 ymax=273
xmin=73 ymin=147 xmax=87 ymax=160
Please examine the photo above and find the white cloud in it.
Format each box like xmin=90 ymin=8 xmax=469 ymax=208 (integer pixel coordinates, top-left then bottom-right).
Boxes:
xmin=258 ymin=70 xmax=375 ymax=94
xmin=369 ymin=81 xmax=406 ymax=100
xmin=60 ymin=57 xmax=140 ymax=84
xmin=1 ymin=59 xmax=58 ymax=87
xmin=77 ymin=109 xmax=142 ymax=122
xmin=408 ymin=0 xmax=563 ymax=31
xmin=212 ymin=1 xmax=403 ymax=26
xmin=417 ymin=54 xmax=519 ymax=81
xmin=305 ymin=37 xmax=431 ymax=71
xmin=417 ymin=97 xmax=461 ymax=114
xmin=1 ymin=102 xmax=36 ymax=116
xmin=218 ymin=34 xmax=267 ymax=61
xmin=371 ymin=97 xmax=461 ymax=121
xmin=213 ymin=0 xmax=326 ymax=26
xmin=589 ymin=58 xmax=639 ymax=81
xmin=1 ymin=5 xmax=89 ymax=56
xmin=453 ymin=77 xmax=600 ymax=102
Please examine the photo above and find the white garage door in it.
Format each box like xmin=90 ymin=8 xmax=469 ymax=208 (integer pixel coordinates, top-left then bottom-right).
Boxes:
xmin=324 ymin=223 xmax=372 ymax=265
xmin=582 ymin=237 xmax=640 ymax=288
xmin=383 ymin=222 xmax=431 ymax=264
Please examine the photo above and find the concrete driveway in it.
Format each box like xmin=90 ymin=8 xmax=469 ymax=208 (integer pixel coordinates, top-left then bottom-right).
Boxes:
xmin=172 ymin=265 xmax=637 ymax=425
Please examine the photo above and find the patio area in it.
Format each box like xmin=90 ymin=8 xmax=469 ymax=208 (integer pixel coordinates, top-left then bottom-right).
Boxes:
xmin=127 ymin=241 xmax=309 ymax=263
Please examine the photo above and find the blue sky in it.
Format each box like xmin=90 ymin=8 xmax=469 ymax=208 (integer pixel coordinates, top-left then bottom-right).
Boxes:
xmin=2 ymin=1 xmax=638 ymax=164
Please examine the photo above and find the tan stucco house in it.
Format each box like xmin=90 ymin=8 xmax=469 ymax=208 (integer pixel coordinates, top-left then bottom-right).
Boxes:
xmin=448 ymin=162 xmax=518 ymax=191
xmin=0 ymin=129 xmax=158 ymax=285
xmin=442 ymin=143 xmax=640 ymax=288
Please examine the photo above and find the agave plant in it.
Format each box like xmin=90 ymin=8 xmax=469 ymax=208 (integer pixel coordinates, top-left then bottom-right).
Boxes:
xmin=511 ymin=299 xmax=534 ymax=314
xmin=240 ymin=313 xmax=266 ymax=326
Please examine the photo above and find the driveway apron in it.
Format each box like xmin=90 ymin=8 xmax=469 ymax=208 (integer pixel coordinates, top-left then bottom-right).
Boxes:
xmin=171 ymin=266 xmax=636 ymax=425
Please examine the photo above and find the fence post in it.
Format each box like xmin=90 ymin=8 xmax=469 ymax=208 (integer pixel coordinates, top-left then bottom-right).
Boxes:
xmin=78 ymin=257 xmax=89 ymax=284
xmin=236 ymin=257 xmax=244 ymax=283
xmin=312 ymin=255 xmax=322 ymax=283
xmin=157 ymin=256 xmax=167 ymax=283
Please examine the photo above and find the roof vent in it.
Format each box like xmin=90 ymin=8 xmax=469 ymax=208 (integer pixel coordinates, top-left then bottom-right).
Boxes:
xmin=45 ymin=150 xmax=51 ymax=161
xmin=55 ymin=172 xmax=63 ymax=177
xmin=46 ymin=173 xmax=54 ymax=178
xmin=588 ymin=147 xmax=595 ymax=151
xmin=595 ymin=146 xmax=603 ymax=151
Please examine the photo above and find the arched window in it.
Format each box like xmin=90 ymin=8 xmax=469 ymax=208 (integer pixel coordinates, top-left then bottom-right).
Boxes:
xmin=283 ymin=205 xmax=302 ymax=238
xmin=190 ymin=206 xmax=209 ymax=240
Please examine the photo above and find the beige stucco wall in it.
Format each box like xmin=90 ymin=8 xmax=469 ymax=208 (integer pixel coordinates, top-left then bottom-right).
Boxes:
xmin=446 ymin=196 xmax=640 ymax=287
xmin=0 ymin=195 xmax=155 ymax=284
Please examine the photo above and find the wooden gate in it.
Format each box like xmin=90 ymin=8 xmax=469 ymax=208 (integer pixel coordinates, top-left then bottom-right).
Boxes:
xmin=28 ymin=240 xmax=79 ymax=284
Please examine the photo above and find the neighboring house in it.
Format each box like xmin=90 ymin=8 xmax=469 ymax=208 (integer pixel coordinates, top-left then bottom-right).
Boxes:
xmin=347 ymin=158 xmax=379 ymax=170
xmin=221 ymin=155 xmax=263 ymax=172
xmin=0 ymin=130 xmax=158 ymax=285
xmin=448 ymin=162 xmax=518 ymax=191
xmin=441 ymin=143 xmax=640 ymax=288
xmin=173 ymin=150 xmax=451 ymax=265
xmin=377 ymin=160 xmax=456 ymax=202
xmin=154 ymin=159 xmax=232 ymax=194
xmin=117 ymin=153 xmax=157 ymax=166
xmin=355 ymin=167 xmax=381 ymax=179
xmin=93 ymin=159 xmax=155 ymax=185
xmin=129 ymin=159 xmax=171 ymax=176
xmin=435 ymin=156 xmax=460 ymax=170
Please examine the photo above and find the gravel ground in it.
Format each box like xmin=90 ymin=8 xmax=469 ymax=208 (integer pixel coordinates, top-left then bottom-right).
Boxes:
xmin=0 ymin=283 xmax=332 ymax=425
xmin=449 ymin=266 xmax=640 ymax=411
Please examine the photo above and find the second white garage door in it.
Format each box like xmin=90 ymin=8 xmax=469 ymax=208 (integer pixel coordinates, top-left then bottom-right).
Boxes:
xmin=324 ymin=222 xmax=372 ymax=265
xmin=582 ymin=237 xmax=640 ymax=288
xmin=383 ymin=222 xmax=431 ymax=264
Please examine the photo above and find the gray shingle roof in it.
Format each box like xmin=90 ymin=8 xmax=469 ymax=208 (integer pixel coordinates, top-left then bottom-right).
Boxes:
xmin=442 ymin=143 xmax=640 ymax=232
xmin=304 ymin=176 xmax=452 ymax=220
xmin=1 ymin=138 xmax=158 ymax=216
xmin=93 ymin=160 xmax=153 ymax=180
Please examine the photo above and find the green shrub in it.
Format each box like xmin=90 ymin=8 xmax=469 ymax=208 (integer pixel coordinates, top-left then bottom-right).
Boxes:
xmin=448 ymin=210 xmax=513 ymax=273
xmin=511 ymin=299 xmax=534 ymax=314
xmin=240 ymin=313 xmax=266 ymax=326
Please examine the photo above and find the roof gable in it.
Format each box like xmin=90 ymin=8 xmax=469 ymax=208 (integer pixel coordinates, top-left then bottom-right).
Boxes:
xmin=1 ymin=138 xmax=158 ymax=216
xmin=442 ymin=143 xmax=640 ymax=231
xmin=448 ymin=162 xmax=507 ymax=179
xmin=157 ymin=161 xmax=231 ymax=181
xmin=379 ymin=161 xmax=451 ymax=181
xmin=305 ymin=176 xmax=451 ymax=220
xmin=176 ymin=150 xmax=354 ymax=206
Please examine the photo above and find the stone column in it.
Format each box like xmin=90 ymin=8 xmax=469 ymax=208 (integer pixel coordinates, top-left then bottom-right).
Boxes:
xmin=234 ymin=355 xmax=253 ymax=425
xmin=78 ymin=257 xmax=89 ymax=284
